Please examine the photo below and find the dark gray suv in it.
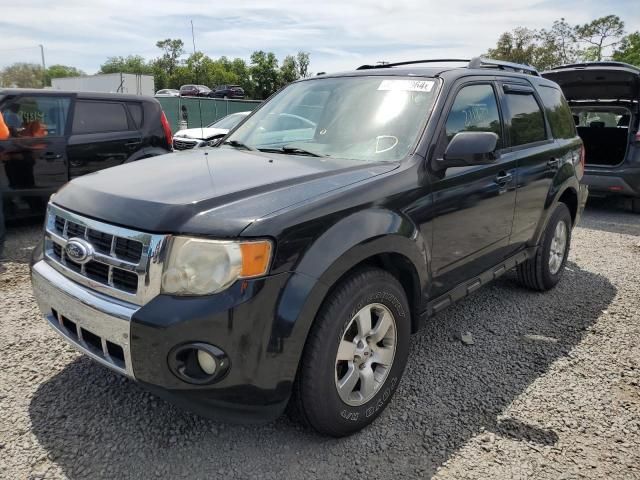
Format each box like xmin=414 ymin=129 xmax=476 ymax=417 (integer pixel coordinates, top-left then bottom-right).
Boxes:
xmin=543 ymin=62 xmax=640 ymax=212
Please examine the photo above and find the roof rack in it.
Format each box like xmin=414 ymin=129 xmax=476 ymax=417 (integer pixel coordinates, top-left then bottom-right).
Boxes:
xmin=468 ymin=57 xmax=540 ymax=76
xmin=356 ymin=56 xmax=540 ymax=76
xmin=356 ymin=59 xmax=470 ymax=70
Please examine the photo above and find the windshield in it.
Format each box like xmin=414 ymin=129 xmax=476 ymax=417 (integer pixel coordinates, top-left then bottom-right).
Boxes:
xmin=224 ymin=76 xmax=439 ymax=162
xmin=209 ymin=113 xmax=247 ymax=129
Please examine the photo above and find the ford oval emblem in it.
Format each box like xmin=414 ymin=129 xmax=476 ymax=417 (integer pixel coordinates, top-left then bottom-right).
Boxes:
xmin=64 ymin=238 xmax=93 ymax=264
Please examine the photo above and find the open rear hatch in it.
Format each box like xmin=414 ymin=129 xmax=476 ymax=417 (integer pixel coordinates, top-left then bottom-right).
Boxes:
xmin=542 ymin=62 xmax=640 ymax=102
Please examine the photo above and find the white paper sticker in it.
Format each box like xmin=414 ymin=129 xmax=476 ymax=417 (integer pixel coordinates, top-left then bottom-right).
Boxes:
xmin=377 ymin=79 xmax=435 ymax=92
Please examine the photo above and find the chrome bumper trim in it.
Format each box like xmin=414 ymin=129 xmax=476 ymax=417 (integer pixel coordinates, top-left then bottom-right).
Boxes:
xmin=32 ymin=260 xmax=138 ymax=378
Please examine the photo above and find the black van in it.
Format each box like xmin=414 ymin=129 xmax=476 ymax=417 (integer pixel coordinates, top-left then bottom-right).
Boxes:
xmin=543 ymin=62 xmax=640 ymax=212
xmin=0 ymin=89 xmax=173 ymax=235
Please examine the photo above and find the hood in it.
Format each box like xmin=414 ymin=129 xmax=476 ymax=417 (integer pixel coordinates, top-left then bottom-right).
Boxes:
xmin=52 ymin=148 xmax=398 ymax=236
xmin=543 ymin=62 xmax=640 ymax=101
xmin=173 ymin=127 xmax=229 ymax=140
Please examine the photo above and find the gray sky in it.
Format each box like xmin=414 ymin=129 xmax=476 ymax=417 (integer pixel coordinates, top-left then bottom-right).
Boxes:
xmin=1 ymin=0 xmax=638 ymax=74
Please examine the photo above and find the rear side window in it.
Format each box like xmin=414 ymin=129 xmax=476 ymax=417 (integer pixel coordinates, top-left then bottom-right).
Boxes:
xmin=1 ymin=95 xmax=71 ymax=138
xmin=72 ymin=101 xmax=129 ymax=134
xmin=537 ymin=86 xmax=576 ymax=139
xmin=504 ymin=93 xmax=546 ymax=146
xmin=444 ymin=84 xmax=502 ymax=148
xmin=127 ymin=103 xmax=143 ymax=129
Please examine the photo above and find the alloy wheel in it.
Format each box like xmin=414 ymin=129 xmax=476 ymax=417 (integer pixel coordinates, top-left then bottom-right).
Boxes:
xmin=334 ymin=303 xmax=397 ymax=406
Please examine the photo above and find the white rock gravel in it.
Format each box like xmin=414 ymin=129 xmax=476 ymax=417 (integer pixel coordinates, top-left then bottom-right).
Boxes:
xmin=0 ymin=199 xmax=638 ymax=480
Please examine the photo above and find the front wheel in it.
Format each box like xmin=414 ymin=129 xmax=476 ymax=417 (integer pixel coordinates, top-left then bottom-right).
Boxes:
xmin=291 ymin=268 xmax=410 ymax=436
xmin=517 ymin=203 xmax=572 ymax=291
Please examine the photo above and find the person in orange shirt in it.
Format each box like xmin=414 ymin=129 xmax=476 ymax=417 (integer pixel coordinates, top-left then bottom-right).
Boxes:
xmin=0 ymin=111 xmax=9 ymax=140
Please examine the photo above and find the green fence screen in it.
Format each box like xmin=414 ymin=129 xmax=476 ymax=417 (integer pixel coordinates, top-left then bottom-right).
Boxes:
xmin=157 ymin=97 xmax=263 ymax=132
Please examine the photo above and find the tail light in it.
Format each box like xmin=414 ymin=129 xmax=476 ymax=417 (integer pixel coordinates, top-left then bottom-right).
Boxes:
xmin=160 ymin=111 xmax=173 ymax=151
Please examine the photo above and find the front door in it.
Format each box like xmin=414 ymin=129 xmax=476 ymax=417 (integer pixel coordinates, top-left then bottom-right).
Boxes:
xmin=0 ymin=94 xmax=72 ymax=219
xmin=428 ymin=82 xmax=517 ymax=297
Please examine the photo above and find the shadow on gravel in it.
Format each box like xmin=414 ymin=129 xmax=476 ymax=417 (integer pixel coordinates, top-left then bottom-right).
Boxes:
xmin=580 ymin=197 xmax=640 ymax=236
xmin=29 ymin=262 xmax=615 ymax=479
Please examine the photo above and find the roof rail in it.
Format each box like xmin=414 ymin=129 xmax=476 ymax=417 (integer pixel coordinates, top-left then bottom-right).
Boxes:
xmin=356 ymin=59 xmax=470 ymax=70
xmin=468 ymin=57 xmax=540 ymax=76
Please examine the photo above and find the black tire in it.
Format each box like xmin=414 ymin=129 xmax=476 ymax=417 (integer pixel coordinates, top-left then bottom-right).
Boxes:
xmin=291 ymin=268 xmax=411 ymax=437
xmin=631 ymin=198 xmax=640 ymax=214
xmin=517 ymin=203 xmax=572 ymax=291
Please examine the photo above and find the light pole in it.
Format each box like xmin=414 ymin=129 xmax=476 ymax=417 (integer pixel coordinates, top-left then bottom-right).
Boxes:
xmin=39 ymin=44 xmax=46 ymax=88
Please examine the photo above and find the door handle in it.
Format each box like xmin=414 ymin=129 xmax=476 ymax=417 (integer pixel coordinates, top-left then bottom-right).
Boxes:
xmin=547 ymin=158 xmax=560 ymax=168
xmin=43 ymin=152 xmax=62 ymax=161
xmin=495 ymin=172 xmax=513 ymax=185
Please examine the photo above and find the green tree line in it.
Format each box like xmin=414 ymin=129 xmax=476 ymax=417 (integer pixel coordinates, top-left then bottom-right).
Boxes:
xmin=487 ymin=15 xmax=640 ymax=70
xmin=0 ymin=38 xmax=311 ymax=100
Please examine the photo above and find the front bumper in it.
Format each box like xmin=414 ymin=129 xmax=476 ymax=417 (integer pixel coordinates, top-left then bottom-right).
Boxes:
xmin=31 ymin=258 xmax=299 ymax=423
xmin=583 ymin=166 xmax=640 ymax=198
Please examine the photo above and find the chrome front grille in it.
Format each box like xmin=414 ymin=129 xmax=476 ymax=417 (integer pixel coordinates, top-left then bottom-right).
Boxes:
xmin=44 ymin=204 xmax=168 ymax=306
xmin=173 ymin=138 xmax=201 ymax=150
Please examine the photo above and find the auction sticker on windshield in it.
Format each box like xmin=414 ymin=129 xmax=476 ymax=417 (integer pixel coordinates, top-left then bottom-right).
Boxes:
xmin=377 ymin=79 xmax=435 ymax=92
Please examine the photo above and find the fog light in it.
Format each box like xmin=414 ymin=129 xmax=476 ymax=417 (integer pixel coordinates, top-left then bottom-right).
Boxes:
xmin=197 ymin=349 xmax=217 ymax=375
xmin=168 ymin=342 xmax=230 ymax=385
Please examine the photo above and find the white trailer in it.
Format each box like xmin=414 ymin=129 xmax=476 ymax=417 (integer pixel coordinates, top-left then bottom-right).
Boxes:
xmin=50 ymin=73 xmax=155 ymax=96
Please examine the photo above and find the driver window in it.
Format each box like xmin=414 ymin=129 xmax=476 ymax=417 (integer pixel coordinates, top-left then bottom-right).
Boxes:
xmin=444 ymin=84 xmax=502 ymax=149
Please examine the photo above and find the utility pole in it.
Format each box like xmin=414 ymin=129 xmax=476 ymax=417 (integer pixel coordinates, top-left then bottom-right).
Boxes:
xmin=191 ymin=20 xmax=197 ymax=54
xmin=39 ymin=44 xmax=46 ymax=88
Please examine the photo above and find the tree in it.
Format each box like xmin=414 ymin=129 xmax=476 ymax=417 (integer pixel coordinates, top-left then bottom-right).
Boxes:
xmin=539 ymin=18 xmax=579 ymax=65
xmin=45 ymin=65 xmax=85 ymax=85
xmin=487 ymin=28 xmax=539 ymax=66
xmin=99 ymin=55 xmax=152 ymax=74
xmin=574 ymin=15 xmax=625 ymax=61
xmin=279 ymin=55 xmax=299 ymax=86
xmin=250 ymin=51 xmax=280 ymax=100
xmin=0 ymin=63 xmax=43 ymax=88
xmin=155 ymin=38 xmax=185 ymax=77
xmin=613 ymin=32 xmax=640 ymax=67
xmin=296 ymin=51 xmax=310 ymax=78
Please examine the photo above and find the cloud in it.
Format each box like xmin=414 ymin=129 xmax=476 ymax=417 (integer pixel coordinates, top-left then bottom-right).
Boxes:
xmin=0 ymin=0 xmax=638 ymax=74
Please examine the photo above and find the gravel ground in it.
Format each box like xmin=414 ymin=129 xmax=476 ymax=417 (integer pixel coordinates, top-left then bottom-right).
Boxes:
xmin=0 ymin=199 xmax=639 ymax=480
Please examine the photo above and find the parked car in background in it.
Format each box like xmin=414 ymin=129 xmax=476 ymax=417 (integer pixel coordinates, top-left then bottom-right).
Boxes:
xmin=210 ymin=85 xmax=245 ymax=99
xmin=173 ymin=111 xmax=250 ymax=150
xmin=31 ymin=57 xmax=587 ymax=437
xmin=543 ymin=62 xmax=640 ymax=212
xmin=0 ymin=88 xmax=172 ymax=231
xmin=179 ymin=85 xmax=212 ymax=97
xmin=155 ymin=89 xmax=180 ymax=97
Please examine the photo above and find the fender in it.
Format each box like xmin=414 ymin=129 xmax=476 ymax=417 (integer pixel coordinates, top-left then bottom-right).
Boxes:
xmin=531 ymin=162 xmax=580 ymax=246
xmin=269 ymin=208 xmax=430 ymax=382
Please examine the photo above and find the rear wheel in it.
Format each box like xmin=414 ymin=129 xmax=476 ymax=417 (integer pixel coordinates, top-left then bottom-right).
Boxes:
xmin=292 ymin=268 xmax=410 ymax=437
xmin=517 ymin=203 xmax=572 ymax=291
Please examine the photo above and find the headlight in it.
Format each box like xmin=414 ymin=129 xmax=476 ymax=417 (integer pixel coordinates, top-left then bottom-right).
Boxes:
xmin=161 ymin=237 xmax=272 ymax=296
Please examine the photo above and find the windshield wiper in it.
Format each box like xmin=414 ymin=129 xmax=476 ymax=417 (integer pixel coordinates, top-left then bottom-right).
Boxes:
xmin=258 ymin=146 xmax=326 ymax=157
xmin=222 ymin=140 xmax=257 ymax=151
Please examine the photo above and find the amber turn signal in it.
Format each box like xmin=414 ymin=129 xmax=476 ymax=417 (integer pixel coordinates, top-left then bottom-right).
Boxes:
xmin=240 ymin=241 xmax=273 ymax=278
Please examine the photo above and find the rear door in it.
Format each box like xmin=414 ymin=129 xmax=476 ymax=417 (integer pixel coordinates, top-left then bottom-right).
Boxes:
xmin=429 ymin=80 xmax=517 ymax=297
xmin=67 ymin=100 xmax=142 ymax=179
xmin=0 ymin=93 xmax=72 ymax=218
xmin=498 ymin=82 xmax=568 ymax=248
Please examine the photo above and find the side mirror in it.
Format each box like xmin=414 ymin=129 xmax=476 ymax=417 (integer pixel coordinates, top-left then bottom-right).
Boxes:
xmin=436 ymin=131 xmax=500 ymax=169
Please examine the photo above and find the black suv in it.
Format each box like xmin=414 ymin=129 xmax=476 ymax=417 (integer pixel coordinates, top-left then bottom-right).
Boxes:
xmin=30 ymin=57 xmax=587 ymax=437
xmin=211 ymin=85 xmax=245 ymax=99
xmin=0 ymin=89 xmax=172 ymax=232
xmin=543 ymin=62 xmax=640 ymax=212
